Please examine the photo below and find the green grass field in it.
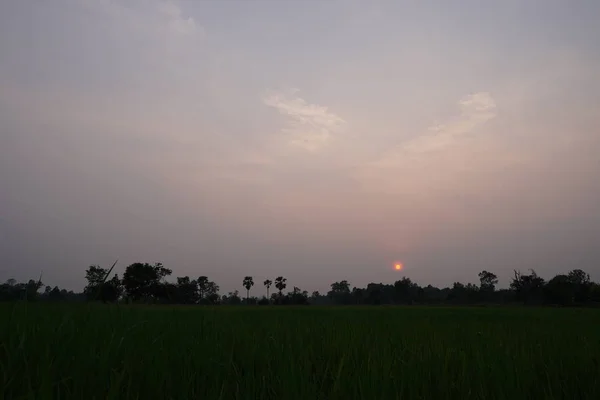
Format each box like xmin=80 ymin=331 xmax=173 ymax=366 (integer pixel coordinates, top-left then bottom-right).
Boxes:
xmin=1 ymin=304 xmax=599 ymax=400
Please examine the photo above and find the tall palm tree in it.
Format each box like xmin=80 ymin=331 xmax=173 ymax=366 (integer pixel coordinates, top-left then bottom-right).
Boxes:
xmin=243 ymin=276 xmax=254 ymax=302
xmin=264 ymin=279 xmax=272 ymax=299
xmin=275 ymin=276 xmax=287 ymax=298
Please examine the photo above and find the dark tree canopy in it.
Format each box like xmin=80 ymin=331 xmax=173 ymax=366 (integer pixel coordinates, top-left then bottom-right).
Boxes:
xmin=2 ymin=263 xmax=600 ymax=307
xmin=84 ymin=264 xmax=122 ymax=303
xmin=510 ymin=270 xmax=545 ymax=305
xmin=122 ymin=263 xmax=172 ymax=302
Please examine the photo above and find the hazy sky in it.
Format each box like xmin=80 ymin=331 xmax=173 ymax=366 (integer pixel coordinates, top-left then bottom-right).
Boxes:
xmin=1 ymin=0 xmax=599 ymax=294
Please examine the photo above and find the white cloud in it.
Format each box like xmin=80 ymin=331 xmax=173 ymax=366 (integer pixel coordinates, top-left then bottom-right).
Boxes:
xmin=263 ymin=90 xmax=347 ymax=152
xmin=402 ymin=92 xmax=497 ymax=153
xmin=353 ymin=92 xmax=506 ymax=196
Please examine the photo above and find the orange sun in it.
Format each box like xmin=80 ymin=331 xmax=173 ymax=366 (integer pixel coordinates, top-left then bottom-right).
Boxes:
xmin=394 ymin=263 xmax=403 ymax=271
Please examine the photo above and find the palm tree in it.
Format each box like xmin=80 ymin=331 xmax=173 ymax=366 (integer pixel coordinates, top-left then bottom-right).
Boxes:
xmin=275 ymin=276 xmax=287 ymax=298
xmin=243 ymin=276 xmax=254 ymax=302
xmin=264 ymin=279 xmax=272 ymax=298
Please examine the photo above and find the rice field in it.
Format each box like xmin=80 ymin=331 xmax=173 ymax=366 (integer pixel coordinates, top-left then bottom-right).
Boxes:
xmin=1 ymin=304 xmax=599 ymax=400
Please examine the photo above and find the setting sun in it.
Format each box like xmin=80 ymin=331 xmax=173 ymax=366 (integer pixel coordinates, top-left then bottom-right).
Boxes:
xmin=394 ymin=263 xmax=403 ymax=271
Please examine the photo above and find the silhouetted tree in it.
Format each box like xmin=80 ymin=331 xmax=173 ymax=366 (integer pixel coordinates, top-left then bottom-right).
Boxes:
xmin=2 ymin=279 xmax=83 ymax=302
xmin=84 ymin=264 xmax=122 ymax=303
xmin=478 ymin=270 xmax=498 ymax=292
xmin=568 ymin=269 xmax=592 ymax=303
xmin=364 ymin=283 xmax=385 ymax=305
xmin=223 ymin=290 xmax=242 ymax=305
xmin=544 ymin=274 xmax=574 ymax=305
xmin=85 ymin=265 xmax=109 ymax=288
xmin=122 ymin=262 xmax=172 ymax=302
xmin=477 ymin=270 xmax=499 ymax=302
xmin=328 ymin=280 xmax=352 ymax=304
xmin=447 ymin=282 xmax=479 ymax=304
xmin=351 ymin=287 xmax=365 ymax=304
xmin=275 ymin=276 xmax=287 ymax=301
xmin=175 ymin=276 xmax=199 ymax=304
xmin=264 ymin=279 xmax=272 ymax=299
xmin=243 ymin=276 xmax=254 ymax=302
xmin=48 ymin=286 xmax=65 ymax=301
xmin=421 ymin=285 xmax=445 ymax=304
xmin=24 ymin=279 xmax=44 ymax=301
xmin=287 ymin=286 xmax=309 ymax=305
xmin=541 ymin=269 xmax=593 ymax=306
xmin=510 ymin=269 xmax=545 ymax=305
xmin=0 ymin=280 xmax=22 ymax=301
xmin=591 ymin=283 xmax=600 ymax=303
xmin=205 ymin=280 xmax=220 ymax=304
xmin=393 ymin=277 xmax=419 ymax=304
xmin=197 ymin=276 xmax=209 ymax=300
xmin=43 ymin=260 xmax=600 ymax=307
xmin=105 ymin=275 xmax=124 ymax=302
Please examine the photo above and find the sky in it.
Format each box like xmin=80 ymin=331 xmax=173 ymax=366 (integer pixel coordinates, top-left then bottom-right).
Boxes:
xmin=1 ymin=0 xmax=599 ymax=294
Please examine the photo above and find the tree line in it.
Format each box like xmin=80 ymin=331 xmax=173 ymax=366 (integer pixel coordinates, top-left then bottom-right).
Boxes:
xmin=1 ymin=263 xmax=599 ymax=306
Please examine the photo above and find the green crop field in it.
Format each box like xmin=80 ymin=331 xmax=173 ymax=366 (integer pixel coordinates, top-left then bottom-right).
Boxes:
xmin=1 ymin=304 xmax=599 ymax=400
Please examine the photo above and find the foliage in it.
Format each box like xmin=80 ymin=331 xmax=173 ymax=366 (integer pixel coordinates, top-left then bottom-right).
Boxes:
xmin=2 ymin=265 xmax=599 ymax=308
xmin=510 ymin=270 xmax=546 ymax=305
xmin=0 ymin=279 xmax=43 ymax=301
xmin=274 ymin=276 xmax=287 ymax=301
xmin=478 ymin=270 xmax=499 ymax=292
xmin=197 ymin=276 xmax=209 ymax=300
xmin=222 ymin=290 xmax=242 ymax=305
xmin=84 ymin=264 xmax=123 ymax=303
xmin=393 ymin=277 xmax=420 ymax=304
xmin=122 ymin=262 xmax=172 ymax=302
xmin=263 ymin=279 xmax=273 ymax=299
xmin=243 ymin=276 xmax=254 ymax=301
xmin=327 ymin=280 xmax=352 ymax=304
xmin=174 ymin=276 xmax=199 ymax=304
